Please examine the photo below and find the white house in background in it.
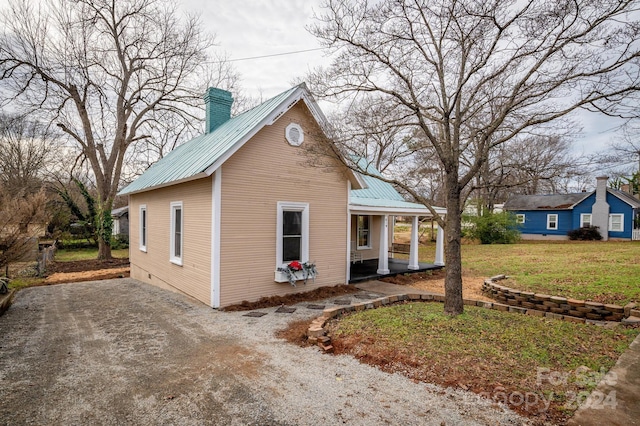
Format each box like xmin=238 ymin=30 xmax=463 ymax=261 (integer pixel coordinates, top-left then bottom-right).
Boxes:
xmin=111 ymin=206 xmax=129 ymax=237
xmin=119 ymin=84 xmax=446 ymax=308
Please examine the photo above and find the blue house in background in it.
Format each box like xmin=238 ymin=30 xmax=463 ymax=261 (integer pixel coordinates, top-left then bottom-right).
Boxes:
xmin=504 ymin=177 xmax=640 ymax=241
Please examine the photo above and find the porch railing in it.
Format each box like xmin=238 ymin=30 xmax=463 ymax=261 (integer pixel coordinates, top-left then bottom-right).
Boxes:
xmin=633 ymin=229 xmax=640 ymax=241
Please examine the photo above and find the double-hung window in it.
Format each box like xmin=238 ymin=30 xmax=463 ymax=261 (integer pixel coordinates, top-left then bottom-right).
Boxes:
xmin=580 ymin=213 xmax=592 ymax=228
xmin=516 ymin=214 xmax=525 ymax=224
xmin=547 ymin=214 xmax=558 ymax=230
xmin=170 ymin=201 xmax=183 ymax=265
xmin=277 ymin=202 xmax=309 ymax=266
xmin=139 ymin=205 xmax=147 ymax=252
xmin=357 ymin=215 xmax=371 ymax=249
xmin=609 ymin=214 xmax=624 ymax=232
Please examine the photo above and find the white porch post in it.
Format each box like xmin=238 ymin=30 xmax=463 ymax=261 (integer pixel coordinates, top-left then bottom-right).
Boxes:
xmin=435 ymin=224 xmax=445 ymax=266
xmin=377 ymin=215 xmax=390 ymax=274
xmin=408 ymin=216 xmax=420 ymax=270
xmin=388 ymin=216 xmax=396 ymax=259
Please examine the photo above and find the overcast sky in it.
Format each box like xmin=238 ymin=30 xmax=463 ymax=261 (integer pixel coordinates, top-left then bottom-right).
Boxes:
xmin=180 ymin=0 xmax=626 ymax=160
xmin=181 ymin=0 xmax=326 ymax=98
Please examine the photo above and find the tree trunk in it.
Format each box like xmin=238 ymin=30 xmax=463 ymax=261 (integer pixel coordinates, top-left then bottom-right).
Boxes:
xmin=443 ymin=172 xmax=464 ymax=315
xmin=96 ymin=201 xmax=113 ymax=260
xmin=97 ymin=237 xmax=112 ymax=260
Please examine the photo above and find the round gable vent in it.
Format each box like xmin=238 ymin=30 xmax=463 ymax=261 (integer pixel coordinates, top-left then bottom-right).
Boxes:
xmin=285 ymin=123 xmax=304 ymax=146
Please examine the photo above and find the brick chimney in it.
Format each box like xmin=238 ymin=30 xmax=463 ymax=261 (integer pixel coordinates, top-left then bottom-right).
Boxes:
xmin=204 ymin=88 xmax=233 ymax=134
xmin=591 ymin=176 xmax=610 ymax=241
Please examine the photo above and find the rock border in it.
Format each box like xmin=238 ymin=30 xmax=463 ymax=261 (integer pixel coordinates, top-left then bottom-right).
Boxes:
xmin=307 ymin=284 xmax=640 ymax=352
xmin=0 ymin=288 xmax=16 ymax=316
xmin=482 ymin=275 xmax=639 ymax=323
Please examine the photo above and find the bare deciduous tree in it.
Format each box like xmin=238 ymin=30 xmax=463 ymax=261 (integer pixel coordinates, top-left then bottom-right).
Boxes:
xmin=0 ymin=188 xmax=49 ymax=272
xmin=609 ymin=124 xmax=640 ymax=174
xmin=469 ymin=135 xmax=586 ymax=214
xmin=329 ymin=95 xmax=416 ymax=173
xmin=308 ymin=0 xmax=640 ymax=314
xmin=0 ymin=0 xmax=236 ymax=259
xmin=0 ymin=113 xmax=55 ymax=197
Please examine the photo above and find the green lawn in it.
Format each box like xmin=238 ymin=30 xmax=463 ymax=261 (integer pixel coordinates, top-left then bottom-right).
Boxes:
xmin=413 ymin=240 xmax=640 ymax=305
xmin=329 ymin=302 xmax=639 ymax=422
xmin=55 ymin=247 xmax=129 ymax=262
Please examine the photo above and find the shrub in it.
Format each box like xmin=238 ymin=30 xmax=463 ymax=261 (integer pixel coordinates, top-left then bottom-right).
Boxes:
xmin=57 ymin=239 xmax=97 ymax=250
xmin=111 ymin=234 xmax=129 ymax=250
xmin=465 ymin=212 xmax=521 ymax=244
xmin=567 ymin=226 xmax=603 ymax=241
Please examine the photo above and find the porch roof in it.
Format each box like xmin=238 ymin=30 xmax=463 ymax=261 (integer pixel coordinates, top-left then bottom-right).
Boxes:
xmin=350 ymin=168 xmax=446 ymax=217
xmin=349 ymin=198 xmax=445 ymax=216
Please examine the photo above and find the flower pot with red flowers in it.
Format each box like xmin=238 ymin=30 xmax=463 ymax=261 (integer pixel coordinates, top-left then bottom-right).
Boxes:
xmin=275 ymin=261 xmax=317 ymax=286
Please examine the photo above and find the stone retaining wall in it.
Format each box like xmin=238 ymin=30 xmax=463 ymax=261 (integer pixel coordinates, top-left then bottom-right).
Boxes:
xmin=482 ymin=275 xmax=639 ymax=323
xmin=306 ymin=289 xmax=640 ymax=352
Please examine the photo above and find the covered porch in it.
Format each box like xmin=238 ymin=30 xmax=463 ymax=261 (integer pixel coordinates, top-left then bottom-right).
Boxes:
xmin=347 ymin=211 xmax=445 ymax=283
xmin=349 ymin=258 xmax=443 ymax=283
xmin=347 ymin=203 xmax=446 ymax=284
xmin=346 ymin=165 xmax=446 ymax=284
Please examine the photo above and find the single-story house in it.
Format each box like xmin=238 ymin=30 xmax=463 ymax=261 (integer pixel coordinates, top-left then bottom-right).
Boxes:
xmin=119 ymin=84 xmax=445 ymax=308
xmin=111 ymin=206 xmax=129 ymax=237
xmin=504 ymin=176 xmax=640 ymax=241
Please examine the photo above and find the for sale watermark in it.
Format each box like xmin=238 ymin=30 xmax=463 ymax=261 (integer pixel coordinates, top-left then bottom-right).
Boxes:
xmin=536 ymin=366 xmax=617 ymax=388
xmin=478 ymin=366 xmax=617 ymax=413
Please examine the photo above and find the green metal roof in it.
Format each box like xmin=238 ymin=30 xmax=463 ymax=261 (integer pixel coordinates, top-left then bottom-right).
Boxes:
xmin=350 ymin=162 xmax=445 ymax=214
xmin=119 ymin=85 xmax=302 ymax=195
xmin=118 ymin=84 xmax=444 ymax=217
xmin=350 ymin=165 xmax=406 ymax=202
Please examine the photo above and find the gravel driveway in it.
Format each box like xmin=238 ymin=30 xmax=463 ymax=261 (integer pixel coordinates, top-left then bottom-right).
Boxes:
xmin=0 ymin=279 xmax=529 ymax=425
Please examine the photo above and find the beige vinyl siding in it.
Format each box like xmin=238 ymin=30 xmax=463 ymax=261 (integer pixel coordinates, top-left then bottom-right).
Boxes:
xmin=350 ymin=215 xmax=381 ymax=260
xmin=219 ymin=102 xmax=348 ymax=306
xmin=129 ymin=178 xmax=212 ymax=306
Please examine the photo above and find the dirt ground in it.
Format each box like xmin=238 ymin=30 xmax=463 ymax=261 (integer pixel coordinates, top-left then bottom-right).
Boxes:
xmin=223 ymin=284 xmax=359 ymax=311
xmin=44 ymin=258 xmax=130 ymax=284
xmin=0 ymin=279 xmax=529 ymax=425
xmin=381 ymin=269 xmax=493 ymax=302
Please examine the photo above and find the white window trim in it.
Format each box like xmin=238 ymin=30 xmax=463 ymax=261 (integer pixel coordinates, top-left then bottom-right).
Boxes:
xmin=580 ymin=213 xmax=592 ymax=228
xmin=139 ymin=205 xmax=147 ymax=252
xmin=516 ymin=214 xmax=525 ymax=224
xmin=276 ymin=201 xmax=309 ymax=268
xmin=547 ymin=214 xmax=558 ymax=230
xmin=170 ymin=201 xmax=183 ymax=266
xmin=609 ymin=213 xmax=624 ymax=232
xmin=285 ymin=122 xmax=304 ymax=146
xmin=356 ymin=215 xmax=372 ymax=249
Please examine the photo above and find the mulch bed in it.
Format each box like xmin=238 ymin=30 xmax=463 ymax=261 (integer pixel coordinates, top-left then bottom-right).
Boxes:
xmin=380 ymin=268 xmax=445 ymax=285
xmin=223 ymin=284 xmax=358 ymax=311
xmin=47 ymin=258 xmax=130 ymax=274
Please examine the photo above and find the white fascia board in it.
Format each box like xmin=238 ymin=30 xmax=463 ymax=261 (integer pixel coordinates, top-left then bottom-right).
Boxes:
xmin=119 ymin=172 xmax=208 ymax=196
xmin=204 ymin=88 xmax=308 ymax=176
xmin=202 ymin=87 xmax=365 ymax=190
xmin=568 ymin=191 xmax=595 ymax=209
xmin=607 ymin=189 xmax=640 ymax=208
xmin=349 ymin=204 xmax=446 ymax=217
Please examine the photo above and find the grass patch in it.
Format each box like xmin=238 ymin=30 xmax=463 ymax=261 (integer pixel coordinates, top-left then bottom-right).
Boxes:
xmin=405 ymin=240 xmax=640 ymax=305
xmin=329 ymin=302 xmax=639 ymax=423
xmin=55 ymin=248 xmax=129 ymax=262
xmin=7 ymin=277 xmax=45 ymax=290
xmin=458 ymin=241 xmax=640 ymax=305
